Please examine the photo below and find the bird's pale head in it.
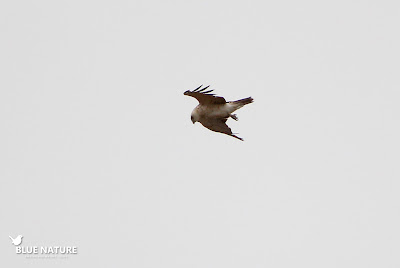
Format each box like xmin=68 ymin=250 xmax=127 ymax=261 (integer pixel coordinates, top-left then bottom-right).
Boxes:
xmin=190 ymin=111 xmax=199 ymax=124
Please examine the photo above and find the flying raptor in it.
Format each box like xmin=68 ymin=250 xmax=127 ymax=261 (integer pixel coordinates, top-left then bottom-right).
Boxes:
xmin=184 ymin=85 xmax=253 ymax=141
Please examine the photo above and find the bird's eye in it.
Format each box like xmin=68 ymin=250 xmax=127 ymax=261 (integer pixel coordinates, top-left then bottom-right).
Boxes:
xmin=191 ymin=116 xmax=193 ymax=121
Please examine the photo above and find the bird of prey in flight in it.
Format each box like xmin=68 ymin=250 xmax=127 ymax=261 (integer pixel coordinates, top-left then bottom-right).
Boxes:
xmin=184 ymin=85 xmax=253 ymax=141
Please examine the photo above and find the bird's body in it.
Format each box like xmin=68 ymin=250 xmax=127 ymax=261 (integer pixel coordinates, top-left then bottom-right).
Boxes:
xmin=192 ymin=103 xmax=228 ymax=120
xmin=192 ymin=99 xmax=250 ymax=121
xmin=184 ymin=85 xmax=253 ymax=141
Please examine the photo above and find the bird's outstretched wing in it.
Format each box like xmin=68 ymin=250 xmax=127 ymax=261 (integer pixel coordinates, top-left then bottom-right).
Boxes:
xmin=200 ymin=118 xmax=243 ymax=141
xmin=184 ymin=85 xmax=226 ymax=104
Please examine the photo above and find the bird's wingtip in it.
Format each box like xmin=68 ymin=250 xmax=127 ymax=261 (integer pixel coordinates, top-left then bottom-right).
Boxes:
xmin=232 ymin=134 xmax=244 ymax=141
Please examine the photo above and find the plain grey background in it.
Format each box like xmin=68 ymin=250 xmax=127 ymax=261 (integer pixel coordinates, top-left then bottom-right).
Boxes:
xmin=1 ymin=0 xmax=399 ymax=267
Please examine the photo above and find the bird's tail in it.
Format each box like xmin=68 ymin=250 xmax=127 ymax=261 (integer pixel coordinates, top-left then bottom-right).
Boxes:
xmin=230 ymin=97 xmax=253 ymax=111
xmin=233 ymin=97 xmax=253 ymax=106
xmin=9 ymin=236 xmax=13 ymax=241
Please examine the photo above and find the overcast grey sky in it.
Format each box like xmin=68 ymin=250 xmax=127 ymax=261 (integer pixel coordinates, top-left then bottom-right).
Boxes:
xmin=1 ymin=0 xmax=400 ymax=267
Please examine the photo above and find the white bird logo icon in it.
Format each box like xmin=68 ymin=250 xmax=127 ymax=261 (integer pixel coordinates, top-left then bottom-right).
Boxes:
xmin=9 ymin=235 xmax=23 ymax=246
